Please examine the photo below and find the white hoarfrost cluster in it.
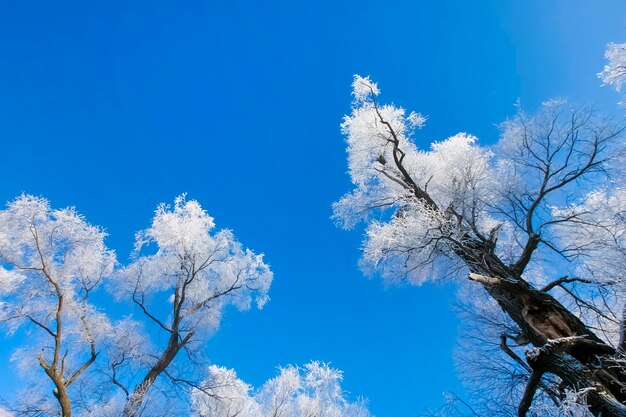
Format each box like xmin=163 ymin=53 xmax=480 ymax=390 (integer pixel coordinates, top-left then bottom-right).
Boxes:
xmin=118 ymin=194 xmax=273 ymax=334
xmin=191 ymin=362 xmax=372 ymax=417
xmin=552 ymin=187 xmax=626 ymax=291
xmin=334 ymin=76 xmax=499 ymax=284
xmin=0 ymin=194 xmax=116 ymax=366
xmin=335 ymin=74 xmax=625 ymax=298
xmin=599 ymin=42 xmax=626 ymax=93
xmin=599 ymin=41 xmax=626 ymax=108
xmin=333 ymin=76 xmax=496 ymax=284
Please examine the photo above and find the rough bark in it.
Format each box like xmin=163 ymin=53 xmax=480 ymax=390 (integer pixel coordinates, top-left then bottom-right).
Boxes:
xmin=464 ymin=243 xmax=626 ymax=416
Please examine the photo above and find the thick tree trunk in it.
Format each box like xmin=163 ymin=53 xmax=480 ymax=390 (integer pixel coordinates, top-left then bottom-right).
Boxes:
xmin=460 ymin=243 xmax=626 ymax=416
xmin=53 ymin=381 xmax=72 ymax=417
xmin=41 ymin=364 xmax=72 ymax=417
xmin=526 ymin=345 xmax=626 ymax=417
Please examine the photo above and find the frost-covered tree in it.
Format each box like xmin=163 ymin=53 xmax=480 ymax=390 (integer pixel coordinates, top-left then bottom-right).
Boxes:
xmin=334 ymin=75 xmax=626 ymax=416
xmin=0 ymin=194 xmax=273 ymax=417
xmin=114 ymin=195 xmax=273 ymax=417
xmin=599 ymin=42 xmax=626 ymax=106
xmin=190 ymin=362 xmax=372 ymax=417
xmin=0 ymin=195 xmax=115 ymax=417
xmin=190 ymin=365 xmax=260 ymax=417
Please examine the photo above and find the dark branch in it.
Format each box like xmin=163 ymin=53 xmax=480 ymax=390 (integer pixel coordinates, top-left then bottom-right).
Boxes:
xmin=518 ymin=368 xmax=543 ymax=417
xmin=541 ymin=276 xmax=594 ymax=292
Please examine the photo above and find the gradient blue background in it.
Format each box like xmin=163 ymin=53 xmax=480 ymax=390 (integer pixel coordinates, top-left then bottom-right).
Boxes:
xmin=0 ymin=1 xmax=625 ymax=415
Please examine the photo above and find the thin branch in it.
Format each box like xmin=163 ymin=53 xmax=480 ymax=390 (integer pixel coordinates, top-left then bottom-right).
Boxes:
xmin=541 ymin=276 xmax=594 ymax=292
xmin=500 ymin=334 xmax=532 ymax=373
xmin=26 ymin=315 xmax=57 ymax=338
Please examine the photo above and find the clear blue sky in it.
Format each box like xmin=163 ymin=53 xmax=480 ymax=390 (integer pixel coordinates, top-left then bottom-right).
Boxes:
xmin=0 ymin=1 xmax=624 ymax=416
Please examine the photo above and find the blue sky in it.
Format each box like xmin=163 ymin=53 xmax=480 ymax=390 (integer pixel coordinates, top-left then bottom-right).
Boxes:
xmin=0 ymin=1 xmax=625 ymax=415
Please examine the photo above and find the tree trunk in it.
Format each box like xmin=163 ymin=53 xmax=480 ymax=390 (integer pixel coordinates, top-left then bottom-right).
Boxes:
xmin=527 ymin=345 xmax=626 ymax=417
xmin=53 ymin=381 xmax=72 ymax=417
xmin=460 ymin=243 xmax=626 ymax=416
xmin=122 ymin=332 xmax=185 ymax=417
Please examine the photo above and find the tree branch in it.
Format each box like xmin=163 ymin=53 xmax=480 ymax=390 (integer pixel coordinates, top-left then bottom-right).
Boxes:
xmin=518 ymin=368 xmax=543 ymax=417
xmin=132 ymin=291 xmax=172 ymax=333
xmin=500 ymin=334 xmax=532 ymax=373
xmin=26 ymin=315 xmax=57 ymax=339
xmin=541 ymin=276 xmax=594 ymax=292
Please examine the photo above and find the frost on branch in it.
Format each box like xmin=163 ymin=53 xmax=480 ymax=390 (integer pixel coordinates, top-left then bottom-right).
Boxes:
xmin=360 ymin=200 xmax=464 ymax=285
xmin=599 ymin=42 xmax=626 ymax=93
xmin=191 ymin=361 xmax=372 ymax=417
xmin=109 ymin=195 xmax=273 ymax=417
xmin=334 ymin=75 xmax=497 ymax=284
xmin=117 ymin=194 xmax=273 ymax=334
xmin=0 ymin=194 xmax=116 ymax=416
xmin=351 ymin=74 xmax=380 ymax=102
xmin=599 ymin=41 xmax=626 ymax=108
xmin=0 ymin=195 xmax=115 ymax=307
xmin=0 ymin=194 xmax=275 ymax=416
xmin=550 ymin=187 xmax=626 ymax=347
xmin=0 ymin=193 xmax=115 ymax=353
xmin=335 ymin=77 xmax=623 ymax=287
xmin=558 ymin=389 xmax=595 ymax=417
xmin=552 ymin=187 xmax=626 ymax=292
xmin=335 ymin=75 xmax=626 ymax=416
xmin=190 ymin=365 xmax=259 ymax=417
